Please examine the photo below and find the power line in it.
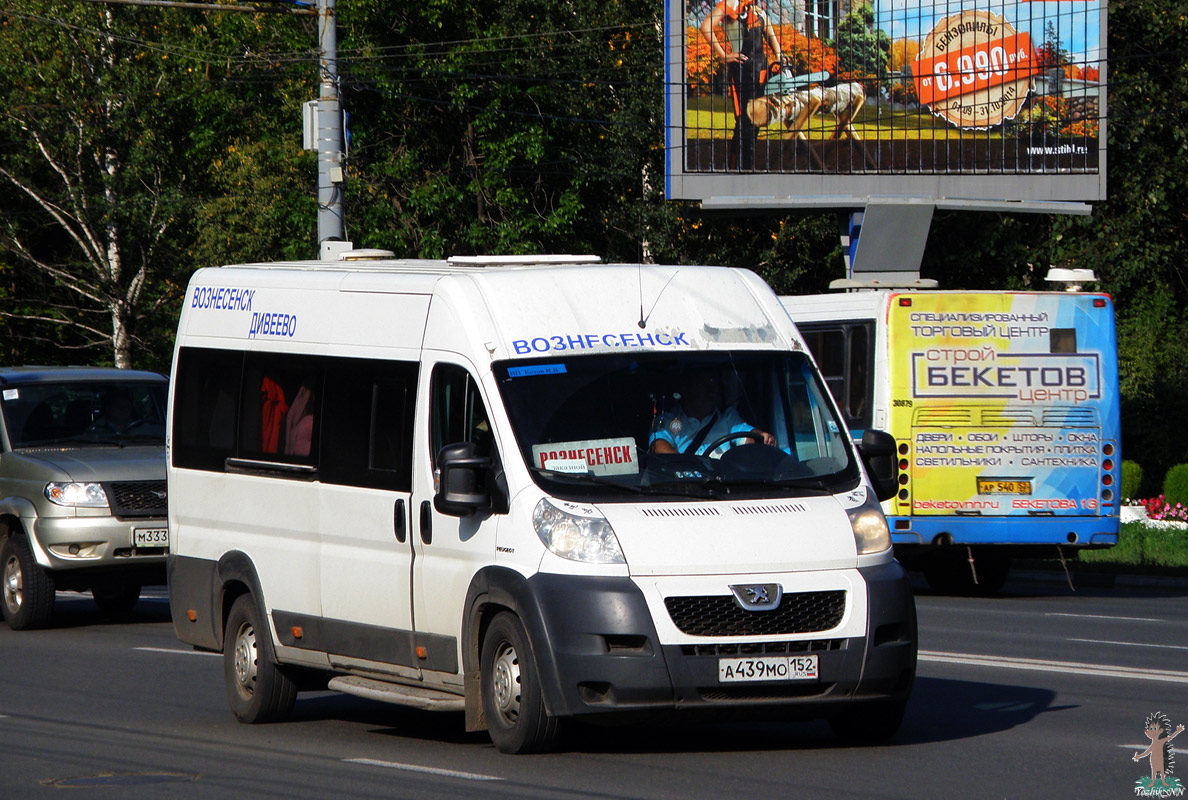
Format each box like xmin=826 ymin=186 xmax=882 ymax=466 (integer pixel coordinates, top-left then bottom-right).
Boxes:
xmin=77 ymin=0 xmax=314 ymax=15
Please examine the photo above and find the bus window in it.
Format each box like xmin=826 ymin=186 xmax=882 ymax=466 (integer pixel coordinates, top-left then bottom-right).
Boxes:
xmin=799 ymin=322 xmax=873 ymax=431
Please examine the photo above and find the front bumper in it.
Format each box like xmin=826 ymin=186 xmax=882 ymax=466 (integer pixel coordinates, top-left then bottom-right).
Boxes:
xmin=29 ymin=514 xmax=168 ymax=578
xmin=522 ymin=561 xmax=917 ymax=720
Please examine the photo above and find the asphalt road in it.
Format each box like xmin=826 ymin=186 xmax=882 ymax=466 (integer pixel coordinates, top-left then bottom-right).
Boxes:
xmin=1 ymin=573 xmax=1186 ymax=800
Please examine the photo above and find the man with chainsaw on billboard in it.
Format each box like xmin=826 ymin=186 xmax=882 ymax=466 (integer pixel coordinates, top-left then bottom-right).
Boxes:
xmin=699 ymin=0 xmax=782 ymax=171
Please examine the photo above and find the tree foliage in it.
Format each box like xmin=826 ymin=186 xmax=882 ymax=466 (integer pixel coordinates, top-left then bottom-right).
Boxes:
xmin=0 ymin=1 xmax=314 ymax=370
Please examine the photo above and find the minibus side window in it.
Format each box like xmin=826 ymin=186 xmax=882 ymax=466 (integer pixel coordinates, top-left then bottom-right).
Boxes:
xmin=430 ymin=365 xmax=493 ymax=467
xmin=172 ymin=347 xmax=244 ymax=471
xmin=239 ymin=353 xmax=322 ymax=465
xmin=320 ymin=358 xmax=417 ymax=491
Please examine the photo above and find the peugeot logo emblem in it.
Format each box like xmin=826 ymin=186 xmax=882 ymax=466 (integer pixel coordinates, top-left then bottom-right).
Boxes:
xmin=729 ymin=583 xmax=782 ymax=611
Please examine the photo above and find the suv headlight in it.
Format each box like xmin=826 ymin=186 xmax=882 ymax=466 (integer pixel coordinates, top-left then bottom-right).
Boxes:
xmin=848 ymin=494 xmax=891 ymax=555
xmin=532 ymin=498 xmax=625 ymax=564
xmin=45 ymin=482 xmax=109 ymax=508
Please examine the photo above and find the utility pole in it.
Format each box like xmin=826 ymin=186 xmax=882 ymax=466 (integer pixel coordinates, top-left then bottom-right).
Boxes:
xmin=316 ymin=0 xmax=345 ymax=250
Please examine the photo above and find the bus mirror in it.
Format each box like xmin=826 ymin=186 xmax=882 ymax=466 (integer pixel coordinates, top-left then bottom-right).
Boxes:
xmin=434 ymin=442 xmax=492 ymax=517
xmin=859 ymin=429 xmax=898 ymax=502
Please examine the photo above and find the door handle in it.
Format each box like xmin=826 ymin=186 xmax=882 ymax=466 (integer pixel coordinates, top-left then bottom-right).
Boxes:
xmin=394 ymin=498 xmax=406 ymax=543
xmin=419 ymin=500 xmax=433 ymax=545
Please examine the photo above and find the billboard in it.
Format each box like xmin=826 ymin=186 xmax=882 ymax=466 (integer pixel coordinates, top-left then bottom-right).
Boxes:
xmin=664 ymin=0 xmax=1106 ymax=206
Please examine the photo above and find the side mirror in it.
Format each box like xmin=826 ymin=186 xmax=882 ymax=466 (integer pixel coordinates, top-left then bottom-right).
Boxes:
xmin=858 ymin=429 xmax=899 ymax=502
xmin=434 ymin=442 xmax=492 ymax=517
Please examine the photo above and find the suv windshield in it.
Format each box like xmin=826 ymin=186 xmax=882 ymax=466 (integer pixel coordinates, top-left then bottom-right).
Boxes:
xmin=2 ymin=381 xmax=167 ymax=448
xmin=494 ymin=350 xmax=858 ymax=501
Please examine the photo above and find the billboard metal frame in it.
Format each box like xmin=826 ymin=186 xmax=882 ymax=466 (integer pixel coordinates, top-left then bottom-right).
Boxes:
xmin=664 ymin=0 xmax=1107 ymax=211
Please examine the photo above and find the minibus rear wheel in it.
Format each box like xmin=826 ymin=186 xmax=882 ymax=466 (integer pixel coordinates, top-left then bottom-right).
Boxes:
xmin=224 ymin=594 xmax=297 ymax=723
xmin=481 ymin=611 xmax=561 ymax=754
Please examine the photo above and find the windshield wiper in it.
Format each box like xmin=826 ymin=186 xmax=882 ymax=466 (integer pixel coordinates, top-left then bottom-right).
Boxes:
xmin=766 ymin=476 xmax=835 ymax=494
xmin=530 ymin=467 xmax=725 ymax=499
xmin=529 ymin=466 xmax=647 ymax=494
xmin=19 ymin=438 xmax=120 ymax=448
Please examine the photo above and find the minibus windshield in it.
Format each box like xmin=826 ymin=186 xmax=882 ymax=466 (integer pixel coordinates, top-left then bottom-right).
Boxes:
xmin=494 ymin=351 xmax=859 ymax=501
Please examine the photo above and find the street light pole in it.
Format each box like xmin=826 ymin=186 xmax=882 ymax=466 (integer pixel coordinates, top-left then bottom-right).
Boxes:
xmin=317 ymin=0 xmax=345 ymax=251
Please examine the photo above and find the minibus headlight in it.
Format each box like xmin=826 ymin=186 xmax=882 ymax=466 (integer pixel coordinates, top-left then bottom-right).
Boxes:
xmin=532 ymin=498 xmax=625 ymax=564
xmin=848 ymin=498 xmax=891 ymax=555
xmin=45 ymin=481 xmax=109 ymax=508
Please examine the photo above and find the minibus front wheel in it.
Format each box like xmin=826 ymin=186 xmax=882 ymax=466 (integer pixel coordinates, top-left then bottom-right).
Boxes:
xmin=224 ymin=594 xmax=297 ymax=724
xmin=481 ymin=611 xmax=561 ymax=754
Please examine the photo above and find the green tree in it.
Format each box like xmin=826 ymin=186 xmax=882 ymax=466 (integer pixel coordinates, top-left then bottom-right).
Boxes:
xmin=0 ymin=2 xmax=315 ymax=370
xmin=829 ymin=2 xmax=890 ymax=86
xmin=0 ymin=2 xmax=199 ymax=367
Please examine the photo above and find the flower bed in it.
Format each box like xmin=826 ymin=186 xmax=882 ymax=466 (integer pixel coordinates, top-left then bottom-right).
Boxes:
xmin=1128 ymin=495 xmax=1188 ymax=530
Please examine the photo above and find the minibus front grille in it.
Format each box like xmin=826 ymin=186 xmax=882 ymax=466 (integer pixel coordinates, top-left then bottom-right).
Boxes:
xmin=664 ymin=590 xmax=846 ymax=637
xmin=679 ymin=639 xmax=845 ymax=656
xmin=107 ymin=480 xmax=168 ymax=518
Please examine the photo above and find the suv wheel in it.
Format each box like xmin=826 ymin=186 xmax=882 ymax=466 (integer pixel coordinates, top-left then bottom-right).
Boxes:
xmin=1 ymin=535 xmax=56 ymax=630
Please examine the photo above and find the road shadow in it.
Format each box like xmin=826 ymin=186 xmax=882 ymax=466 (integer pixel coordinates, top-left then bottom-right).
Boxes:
xmin=910 ymin=569 xmax=1188 ymax=600
xmin=283 ymin=674 xmax=1062 ymax=755
xmin=23 ymin=586 xmax=173 ymax=629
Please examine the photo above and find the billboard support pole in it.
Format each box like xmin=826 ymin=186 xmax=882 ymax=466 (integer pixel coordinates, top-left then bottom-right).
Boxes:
xmin=840 ymin=201 xmax=935 ymax=286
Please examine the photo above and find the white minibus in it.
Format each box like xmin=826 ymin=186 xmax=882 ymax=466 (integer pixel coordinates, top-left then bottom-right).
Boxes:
xmin=166 ymin=253 xmax=916 ymax=753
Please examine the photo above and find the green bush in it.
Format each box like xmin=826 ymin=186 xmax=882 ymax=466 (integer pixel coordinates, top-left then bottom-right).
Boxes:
xmin=1162 ymin=464 xmax=1188 ymax=507
xmin=1121 ymin=460 xmax=1144 ymax=502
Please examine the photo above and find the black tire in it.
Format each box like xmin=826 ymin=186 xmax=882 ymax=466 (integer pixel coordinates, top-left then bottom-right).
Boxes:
xmin=827 ymin=695 xmax=909 ymax=744
xmin=480 ymin=611 xmax=561 ymax=754
xmin=223 ymin=594 xmax=297 ymax=723
xmin=1 ymin=535 xmax=56 ymax=630
xmin=92 ymin=584 xmax=141 ymax=615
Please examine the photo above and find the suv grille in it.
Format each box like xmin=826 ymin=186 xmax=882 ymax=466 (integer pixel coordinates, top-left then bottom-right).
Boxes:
xmin=664 ymin=590 xmax=846 ymax=637
xmin=107 ymin=480 xmax=167 ymax=518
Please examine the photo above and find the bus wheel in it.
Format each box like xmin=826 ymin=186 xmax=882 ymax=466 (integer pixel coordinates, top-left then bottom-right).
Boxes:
xmin=481 ymin=611 xmax=561 ymax=754
xmin=1 ymin=534 xmax=55 ymax=630
xmin=224 ymin=594 xmax=297 ymax=723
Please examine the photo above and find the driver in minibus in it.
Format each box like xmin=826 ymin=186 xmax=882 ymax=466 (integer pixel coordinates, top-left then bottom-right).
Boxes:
xmin=649 ymin=369 xmax=775 ymax=457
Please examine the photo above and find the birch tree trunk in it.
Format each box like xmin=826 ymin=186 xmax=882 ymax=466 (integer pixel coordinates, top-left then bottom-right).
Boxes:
xmin=0 ymin=3 xmax=176 ymax=368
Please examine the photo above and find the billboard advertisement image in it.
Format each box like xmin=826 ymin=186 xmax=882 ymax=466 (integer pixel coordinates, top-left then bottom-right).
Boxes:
xmin=665 ymin=0 xmax=1105 ymax=205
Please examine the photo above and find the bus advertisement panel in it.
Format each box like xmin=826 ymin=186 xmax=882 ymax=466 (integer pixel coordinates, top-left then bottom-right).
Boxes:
xmin=886 ymin=291 xmax=1120 ymax=542
xmin=783 ymin=288 xmax=1119 ymax=592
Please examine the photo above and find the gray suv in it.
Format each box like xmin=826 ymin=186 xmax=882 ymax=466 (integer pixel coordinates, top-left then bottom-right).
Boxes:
xmin=0 ymin=367 xmax=168 ymax=629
